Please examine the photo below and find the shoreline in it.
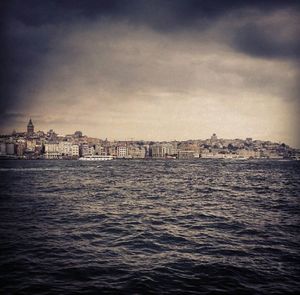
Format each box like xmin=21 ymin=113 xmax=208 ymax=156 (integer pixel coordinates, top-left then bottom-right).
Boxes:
xmin=0 ymin=157 xmax=298 ymax=161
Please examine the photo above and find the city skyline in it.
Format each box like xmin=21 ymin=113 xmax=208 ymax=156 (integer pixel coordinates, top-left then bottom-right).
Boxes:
xmin=1 ymin=117 xmax=298 ymax=148
xmin=1 ymin=117 xmax=298 ymax=160
xmin=3 ymin=117 xmax=299 ymax=147
xmin=1 ymin=1 xmax=299 ymax=147
xmin=0 ymin=117 xmax=294 ymax=146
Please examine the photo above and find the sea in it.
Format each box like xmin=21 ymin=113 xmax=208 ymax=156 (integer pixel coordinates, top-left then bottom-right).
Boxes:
xmin=0 ymin=159 xmax=299 ymax=294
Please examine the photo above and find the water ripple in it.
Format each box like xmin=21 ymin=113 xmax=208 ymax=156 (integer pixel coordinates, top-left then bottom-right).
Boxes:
xmin=0 ymin=159 xmax=299 ymax=294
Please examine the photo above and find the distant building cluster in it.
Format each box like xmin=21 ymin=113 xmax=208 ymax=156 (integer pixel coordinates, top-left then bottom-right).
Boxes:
xmin=0 ymin=120 xmax=299 ymax=160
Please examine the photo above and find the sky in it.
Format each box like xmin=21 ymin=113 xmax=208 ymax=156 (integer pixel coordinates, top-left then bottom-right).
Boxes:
xmin=0 ymin=0 xmax=299 ymax=146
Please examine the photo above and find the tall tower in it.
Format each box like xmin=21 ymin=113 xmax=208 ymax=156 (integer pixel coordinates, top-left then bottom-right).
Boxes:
xmin=27 ymin=118 xmax=34 ymax=136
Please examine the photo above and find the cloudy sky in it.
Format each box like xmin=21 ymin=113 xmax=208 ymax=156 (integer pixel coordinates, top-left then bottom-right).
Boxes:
xmin=1 ymin=0 xmax=299 ymax=146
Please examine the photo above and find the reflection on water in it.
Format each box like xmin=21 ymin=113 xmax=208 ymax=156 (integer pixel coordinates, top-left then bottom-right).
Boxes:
xmin=0 ymin=160 xmax=299 ymax=294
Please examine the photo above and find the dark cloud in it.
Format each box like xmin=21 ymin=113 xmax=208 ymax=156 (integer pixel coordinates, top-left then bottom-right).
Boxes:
xmin=2 ymin=0 xmax=299 ymax=28
xmin=0 ymin=0 xmax=299 ymax=133
xmin=0 ymin=112 xmax=27 ymax=130
xmin=232 ymin=23 xmax=300 ymax=59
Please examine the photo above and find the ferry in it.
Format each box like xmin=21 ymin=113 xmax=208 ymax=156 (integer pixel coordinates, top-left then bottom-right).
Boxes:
xmin=79 ymin=155 xmax=114 ymax=161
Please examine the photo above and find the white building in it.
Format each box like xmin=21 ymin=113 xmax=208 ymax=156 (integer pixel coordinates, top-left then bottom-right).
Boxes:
xmin=71 ymin=144 xmax=79 ymax=157
xmin=151 ymin=143 xmax=175 ymax=158
xmin=59 ymin=141 xmax=72 ymax=156
xmin=117 ymin=146 xmax=128 ymax=158
xmin=45 ymin=142 xmax=60 ymax=159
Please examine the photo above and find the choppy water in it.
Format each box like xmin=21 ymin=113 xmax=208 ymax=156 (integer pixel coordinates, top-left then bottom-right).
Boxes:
xmin=0 ymin=159 xmax=299 ymax=294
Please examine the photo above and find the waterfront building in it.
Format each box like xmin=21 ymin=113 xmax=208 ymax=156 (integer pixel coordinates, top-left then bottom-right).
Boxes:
xmin=127 ymin=145 xmax=146 ymax=158
xmin=59 ymin=141 xmax=72 ymax=156
xmin=0 ymin=142 xmax=6 ymax=155
xmin=117 ymin=146 xmax=128 ymax=158
xmin=95 ymin=144 xmax=105 ymax=155
xmin=27 ymin=118 xmax=34 ymax=136
xmin=107 ymin=145 xmax=117 ymax=157
xmin=6 ymin=143 xmax=15 ymax=155
xmin=44 ymin=142 xmax=60 ymax=159
xmin=151 ymin=143 xmax=175 ymax=158
xmin=170 ymin=141 xmax=178 ymax=155
xmin=17 ymin=144 xmax=24 ymax=157
xmin=16 ymin=139 xmax=26 ymax=157
xmin=80 ymin=144 xmax=95 ymax=157
xmin=80 ymin=144 xmax=89 ymax=157
xmin=88 ymin=146 xmax=95 ymax=156
xmin=143 ymin=144 xmax=150 ymax=158
xmin=71 ymin=144 xmax=79 ymax=157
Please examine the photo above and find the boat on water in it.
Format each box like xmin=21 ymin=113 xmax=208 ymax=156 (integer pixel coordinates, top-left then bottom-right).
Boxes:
xmin=79 ymin=155 xmax=114 ymax=161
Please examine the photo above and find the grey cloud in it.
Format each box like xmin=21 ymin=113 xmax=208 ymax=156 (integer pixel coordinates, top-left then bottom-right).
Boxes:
xmin=3 ymin=0 xmax=299 ymax=27
xmin=0 ymin=1 xmax=299 ymax=145
xmin=232 ymin=23 xmax=300 ymax=59
xmin=0 ymin=112 xmax=27 ymax=131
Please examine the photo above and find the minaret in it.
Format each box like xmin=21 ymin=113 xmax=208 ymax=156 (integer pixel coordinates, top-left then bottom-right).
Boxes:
xmin=27 ymin=118 xmax=34 ymax=136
